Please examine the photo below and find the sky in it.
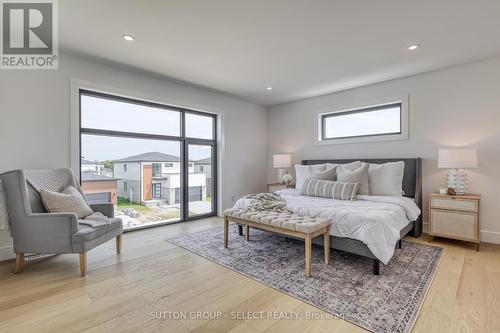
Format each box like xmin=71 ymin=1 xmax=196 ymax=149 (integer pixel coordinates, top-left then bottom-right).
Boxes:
xmin=81 ymin=95 xmax=213 ymax=161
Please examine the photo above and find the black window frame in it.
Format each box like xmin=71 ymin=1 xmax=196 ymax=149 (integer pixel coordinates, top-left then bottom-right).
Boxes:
xmin=321 ymin=102 xmax=402 ymax=141
xmin=79 ymin=89 xmax=218 ymax=231
xmin=152 ymin=163 xmax=162 ymax=177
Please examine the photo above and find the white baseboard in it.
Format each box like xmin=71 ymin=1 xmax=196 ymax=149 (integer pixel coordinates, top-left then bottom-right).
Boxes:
xmin=422 ymin=221 xmax=500 ymax=244
xmin=480 ymin=230 xmax=500 ymax=244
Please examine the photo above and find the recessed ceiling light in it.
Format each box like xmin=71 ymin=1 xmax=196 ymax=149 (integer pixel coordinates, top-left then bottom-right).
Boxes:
xmin=122 ymin=34 xmax=135 ymax=41
xmin=266 ymin=86 xmax=273 ymax=91
xmin=408 ymin=44 xmax=420 ymax=50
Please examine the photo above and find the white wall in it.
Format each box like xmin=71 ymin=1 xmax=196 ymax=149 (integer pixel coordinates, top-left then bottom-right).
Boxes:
xmin=267 ymin=57 xmax=500 ymax=244
xmin=0 ymin=52 xmax=267 ymax=260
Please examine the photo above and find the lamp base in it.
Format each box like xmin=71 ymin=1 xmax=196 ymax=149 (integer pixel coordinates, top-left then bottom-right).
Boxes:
xmin=277 ymin=168 xmax=285 ymax=183
xmin=446 ymin=169 xmax=468 ymax=195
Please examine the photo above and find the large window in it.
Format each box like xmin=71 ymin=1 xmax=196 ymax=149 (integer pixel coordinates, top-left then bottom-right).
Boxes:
xmin=319 ymin=102 xmax=406 ymax=144
xmin=80 ymin=90 xmax=217 ymax=231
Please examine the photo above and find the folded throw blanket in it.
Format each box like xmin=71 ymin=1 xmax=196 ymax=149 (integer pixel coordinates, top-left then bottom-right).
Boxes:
xmin=81 ymin=212 xmax=111 ymax=228
xmin=239 ymin=192 xmax=292 ymax=214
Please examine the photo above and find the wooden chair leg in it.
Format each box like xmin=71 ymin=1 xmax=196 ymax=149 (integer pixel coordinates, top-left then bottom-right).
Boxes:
xmin=224 ymin=216 xmax=229 ymax=248
xmin=245 ymin=225 xmax=250 ymax=241
xmin=79 ymin=252 xmax=87 ymax=277
xmin=14 ymin=253 xmax=24 ymax=274
xmin=116 ymin=234 xmax=123 ymax=254
xmin=305 ymin=235 xmax=312 ymax=277
xmin=324 ymin=229 xmax=330 ymax=264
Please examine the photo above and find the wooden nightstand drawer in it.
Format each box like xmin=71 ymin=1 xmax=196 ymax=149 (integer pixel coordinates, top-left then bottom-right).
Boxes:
xmin=430 ymin=209 xmax=478 ymax=241
xmin=430 ymin=197 xmax=478 ymax=212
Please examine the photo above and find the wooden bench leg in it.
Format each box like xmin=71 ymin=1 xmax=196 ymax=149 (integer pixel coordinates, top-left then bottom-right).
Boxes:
xmin=79 ymin=252 xmax=87 ymax=277
xmin=116 ymin=235 xmax=122 ymax=254
xmin=324 ymin=228 xmax=330 ymax=264
xmin=305 ymin=235 xmax=312 ymax=277
xmin=14 ymin=253 xmax=24 ymax=274
xmin=224 ymin=216 xmax=229 ymax=248
xmin=245 ymin=225 xmax=250 ymax=241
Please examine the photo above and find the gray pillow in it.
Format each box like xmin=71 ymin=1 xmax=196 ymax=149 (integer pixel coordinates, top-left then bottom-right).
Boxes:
xmin=40 ymin=186 xmax=93 ymax=219
xmin=295 ymin=165 xmax=336 ymax=191
xmin=336 ymin=163 xmax=369 ymax=195
xmin=301 ymin=178 xmax=359 ymax=200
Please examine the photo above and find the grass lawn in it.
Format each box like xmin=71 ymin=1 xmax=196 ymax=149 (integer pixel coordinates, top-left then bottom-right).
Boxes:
xmin=117 ymin=197 xmax=151 ymax=212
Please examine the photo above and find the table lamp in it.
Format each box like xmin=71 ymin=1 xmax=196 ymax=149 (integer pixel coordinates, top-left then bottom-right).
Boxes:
xmin=438 ymin=148 xmax=477 ymax=195
xmin=273 ymin=154 xmax=291 ymax=183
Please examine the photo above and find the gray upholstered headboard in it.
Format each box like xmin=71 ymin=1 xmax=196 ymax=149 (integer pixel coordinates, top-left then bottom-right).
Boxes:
xmin=301 ymin=158 xmax=422 ymax=208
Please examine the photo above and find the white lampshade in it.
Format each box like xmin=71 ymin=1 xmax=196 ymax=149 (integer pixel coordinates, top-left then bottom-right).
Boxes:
xmin=273 ymin=154 xmax=291 ymax=168
xmin=438 ymin=148 xmax=478 ymax=169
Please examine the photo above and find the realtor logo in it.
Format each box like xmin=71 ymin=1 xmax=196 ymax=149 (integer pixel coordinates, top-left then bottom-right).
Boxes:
xmin=1 ymin=0 xmax=58 ymax=69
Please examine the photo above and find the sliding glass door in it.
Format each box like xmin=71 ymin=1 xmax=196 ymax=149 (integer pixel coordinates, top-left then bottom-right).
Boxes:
xmin=79 ymin=90 xmax=217 ymax=230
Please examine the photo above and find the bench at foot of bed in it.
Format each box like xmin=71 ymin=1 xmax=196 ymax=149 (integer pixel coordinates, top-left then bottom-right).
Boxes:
xmin=225 ymin=210 xmax=330 ymax=278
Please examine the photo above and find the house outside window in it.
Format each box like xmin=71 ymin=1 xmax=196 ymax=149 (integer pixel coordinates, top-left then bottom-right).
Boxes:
xmin=80 ymin=89 xmax=218 ymax=231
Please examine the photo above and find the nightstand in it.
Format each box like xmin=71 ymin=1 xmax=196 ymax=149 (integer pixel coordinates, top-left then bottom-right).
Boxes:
xmin=429 ymin=193 xmax=481 ymax=250
xmin=267 ymin=183 xmax=295 ymax=192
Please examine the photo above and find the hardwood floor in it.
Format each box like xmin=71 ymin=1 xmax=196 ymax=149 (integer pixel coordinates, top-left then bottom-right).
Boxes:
xmin=0 ymin=217 xmax=499 ymax=333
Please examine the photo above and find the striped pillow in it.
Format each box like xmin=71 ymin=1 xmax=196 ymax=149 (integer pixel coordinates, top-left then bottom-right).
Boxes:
xmin=301 ymin=178 xmax=359 ymax=200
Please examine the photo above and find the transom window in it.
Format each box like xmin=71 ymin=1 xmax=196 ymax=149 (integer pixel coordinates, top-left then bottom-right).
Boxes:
xmin=316 ymin=99 xmax=411 ymax=146
xmin=320 ymin=102 xmax=402 ymax=141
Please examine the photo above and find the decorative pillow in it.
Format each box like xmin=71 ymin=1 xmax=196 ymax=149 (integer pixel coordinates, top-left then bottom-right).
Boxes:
xmin=295 ymin=166 xmax=336 ymax=191
xmin=369 ymin=161 xmax=405 ymax=196
xmin=336 ymin=163 xmax=369 ymax=195
xmin=295 ymin=164 xmax=326 ymax=190
xmin=301 ymin=178 xmax=359 ymax=200
xmin=40 ymin=186 xmax=93 ymax=219
xmin=325 ymin=161 xmax=362 ymax=172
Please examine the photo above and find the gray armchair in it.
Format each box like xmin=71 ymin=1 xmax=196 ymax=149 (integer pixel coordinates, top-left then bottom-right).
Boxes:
xmin=0 ymin=169 xmax=123 ymax=276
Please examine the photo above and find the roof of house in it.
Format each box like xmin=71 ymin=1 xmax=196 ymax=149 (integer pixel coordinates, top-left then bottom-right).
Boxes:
xmin=81 ymin=158 xmax=103 ymax=165
xmin=81 ymin=173 xmax=118 ymax=182
xmin=195 ymin=157 xmax=212 ymax=164
xmin=114 ymin=152 xmax=181 ymax=163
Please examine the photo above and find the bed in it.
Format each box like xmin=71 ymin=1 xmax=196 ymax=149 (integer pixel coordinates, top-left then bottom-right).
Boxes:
xmin=237 ymin=158 xmax=422 ymax=275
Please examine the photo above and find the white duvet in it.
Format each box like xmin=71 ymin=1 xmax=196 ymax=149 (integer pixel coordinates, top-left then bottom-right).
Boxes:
xmin=233 ymin=189 xmax=421 ymax=265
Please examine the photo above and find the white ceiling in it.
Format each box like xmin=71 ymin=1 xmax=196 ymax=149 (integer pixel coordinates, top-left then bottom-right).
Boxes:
xmin=60 ymin=0 xmax=500 ymax=106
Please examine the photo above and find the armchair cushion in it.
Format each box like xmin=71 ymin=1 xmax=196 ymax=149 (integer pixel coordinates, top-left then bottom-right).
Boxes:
xmin=72 ymin=217 xmax=123 ymax=252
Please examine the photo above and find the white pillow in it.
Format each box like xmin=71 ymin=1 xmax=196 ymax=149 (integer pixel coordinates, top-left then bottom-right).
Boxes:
xmin=326 ymin=161 xmax=362 ymax=171
xmin=336 ymin=163 xmax=369 ymax=195
xmin=295 ymin=164 xmax=334 ymax=190
xmin=369 ymin=161 xmax=405 ymax=196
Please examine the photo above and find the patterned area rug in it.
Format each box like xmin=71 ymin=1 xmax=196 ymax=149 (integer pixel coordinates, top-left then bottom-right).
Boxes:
xmin=167 ymin=225 xmax=442 ymax=333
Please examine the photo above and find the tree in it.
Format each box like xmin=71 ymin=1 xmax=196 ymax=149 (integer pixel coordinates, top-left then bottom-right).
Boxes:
xmin=103 ymin=160 xmax=113 ymax=170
